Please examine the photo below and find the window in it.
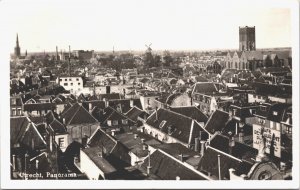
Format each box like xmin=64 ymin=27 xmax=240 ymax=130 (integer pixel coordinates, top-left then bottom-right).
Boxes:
xmin=273 ymin=111 xmax=278 ymax=116
xmin=122 ymin=119 xmax=128 ymax=125
xmin=59 ymin=79 xmax=62 ymax=81
xmin=159 ymin=120 xmax=167 ymax=129
xmin=11 ymin=99 xmax=16 ymax=105
xmin=65 ymin=79 xmax=67 ymax=81
xmin=113 ymin=120 xmax=118 ymax=126
xmin=258 ymin=95 xmax=261 ymax=99
xmin=270 ymin=121 xmax=274 ymax=129
xmin=107 ymin=120 xmax=112 ymax=126
xmin=12 ymin=108 xmax=16 ymax=115
xmin=17 ymin=108 xmax=22 ymax=115
xmin=76 ymin=78 xmax=79 ymax=81
xmin=276 ymin=122 xmax=280 ymax=131
xmin=58 ymin=137 xmax=65 ymax=148
xmin=253 ymin=95 xmax=257 ymax=98
xmin=261 ymin=106 xmax=266 ymax=111
xmin=64 ymin=83 xmax=68 ymax=86
xmin=78 ymin=83 xmax=81 ymax=85
xmin=69 ymin=78 xmax=72 ymax=81
xmin=71 ymin=83 xmax=73 ymax=86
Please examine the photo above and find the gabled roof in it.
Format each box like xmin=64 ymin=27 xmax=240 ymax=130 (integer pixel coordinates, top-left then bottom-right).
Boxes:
xmin=204 ymin=110 xmax=229 ymax=134
xmin=125 ymin=106 xmax=149 ymax=122
xmin=170 ymin=106 xmax=208 ymax=123
xmin=88 ymin=128 xmax=118 ymax=153
xmin=192 ymin=82 xmax=218 ymax=94
xmin=141 ymin=149 xmax=208 ymax=180
xmin=209 ymin=134 xmax=258 ymax=163
xmin=145 ymin=108 xmax=205 ymax=144
xmin=61 ymin=103 xmax=98 ymax=125
xmin=98 ymin=93 xmax=122 ymax=101
xmin=198 ymin=146 xmax=253 ymax=179
xmin=151 ymin=143 xmax=199 ymax=160
xmin=82 ymin=147 xmax=117 ymax=174
xmin=108 ymin=99 xmax=142 ymax=113
xmin=23 ymin=103 xmax=56 ymax=112
xmin=49 ymin=119 xmax=67 ymax=134
xmin=267 ymin=103 xmax=292 ymax=123
xmin=10 ymin=116 xmax=30 ymax=146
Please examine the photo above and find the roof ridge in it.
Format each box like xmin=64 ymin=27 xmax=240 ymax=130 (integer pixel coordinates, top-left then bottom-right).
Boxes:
xmin=160 ymin=108 xmax=194 ymax=121
xmin=66 ymin=103 xmax=82 ymax=125
xmin=157 ymin=149 xmax=211 ymax=180
xmin=206 ymin=146 xmax=242 ymax=162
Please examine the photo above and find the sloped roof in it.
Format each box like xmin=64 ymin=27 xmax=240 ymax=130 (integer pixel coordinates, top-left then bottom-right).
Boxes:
xmin=141 ymin=149 xmax=208 ymax=180
xmin=99 ymin=93 xmax=122 ymax=101
xmin=49 ymin=119 xmax=67 ymax=134
xmin=88 ymin=128 xmax=117 ymax=153
xmin=125 ymin=106 xmax=149 ymax=122
xmin=192 ymin=82 xmax=218 ymax=94
xmin=209 ymin=134 xmax=258 ymax=163
xmin=61 ymin=103 xmax=98 ymax=125
xmin=204 ymin=110 xmax=229 ymax=134
xmin=170 ymin=106 xmax=208 ymax=124
xmin=23 ymin=103 xmax=56 ymax=112
xmin=146 ymin=108 xmax=205 ymax=144
xmin=267 ymin=103 xmax=291 ymax=123
xmin=10 ymin=116 xmax=30 ymax=146
xmin=108 ymin=99 xmax=142 ymax=113
xmin=198 ymin=146 xmax=253 ymax=179
xmin=151 ymin=143 xmax=199 ymax=160
xmin=82 ymin=147 xmax=117 ymax=174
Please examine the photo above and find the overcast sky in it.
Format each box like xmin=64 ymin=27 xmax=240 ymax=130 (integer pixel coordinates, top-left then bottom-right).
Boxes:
xmin=0 ymin=0 xmax=294 ymax=52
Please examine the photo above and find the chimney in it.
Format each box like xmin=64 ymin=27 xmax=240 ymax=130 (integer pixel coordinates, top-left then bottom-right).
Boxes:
xmin=134 ymin=133 xmax=138 ymax=139
xmin=63 ymin=118 xmax=66 ymax=125
xmin=218 ymin=154 xmax=221 ymax=180
xmin=147 ymin=151 xmax=151 ymax=175
xmin=194 ymin=138 xmax=200 ymax=152
xmin=200 ymin=140 xmax=206 ymax=156
xmin=235 ymin=122 xmax=238 ymax=136
xmin=111 ymin=130 xmax=115 ymax=136
xmin=35 ymin=160 xmax=39 ymax=173
xmin=179 ymin=153 xmax=183 ymax=162
xmin=142 ymin=143 xmax=148 ymax=151
xmin=12 ymin=154 xmax=16 ymax=171
xmin=104 ymin=98 xmax=109 ymax=108
xmin=24 ymin=153 xmax=29 ymax=175
xmin=89 ymin=103 xmax=93 ymax=113
xmin=130 ymin=99 xmax=134 ymax=108
xmin=49 ymin=134 xmax=53 ymax=152
xmin=238 ymin=128 xmax=244 ymax=143
xmin=229 ymin=136 xmax=235 ymax=155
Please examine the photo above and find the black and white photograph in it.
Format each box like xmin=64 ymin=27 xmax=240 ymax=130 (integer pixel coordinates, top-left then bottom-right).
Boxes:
xmin=0 ymin=0 xmax=299 ymax=189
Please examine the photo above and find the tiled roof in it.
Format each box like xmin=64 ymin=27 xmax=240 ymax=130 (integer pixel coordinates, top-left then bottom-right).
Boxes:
xmin=88 ymin=128 xmax=117 ymax=153
xmin=267 ymin=103 xmax=292 ymax=123
xmin=49 ymin=119 xmax=67 ymax=134
xmin=198 ymin=146 xmax=253 ymax=179
xmin=82 ymin=100 xmax=106 ymax=111
xmin=146 ymin=108 xmax=205 ymax=144
xmin=141 ymin=149 xmax=208 ymax=180
xmin=82 ymin=147 xmax=117 ymax=174
xmin=61 ymin=103 xmax=98 ymax=125
xmin=10 ymin=116 xmax=30 ymax=146
xmin=170 ymin=106 xmax=208 ymax=123
xmin=209 ymin=134 xmax=258 ymax=163
xmin=192 ymin=82 xmax=218 ymax=94
xmin=98 ymin=93 xmax=122 ymax=101
xmin=23 ymin=103 xmax=56 ymax=112
xmin=204 ymin=110 xmax=229 ymax=134
xmin=114 ymin=133 xmax=149 ymax=157
xmin=151 ymin=143 xmax=199 ymax=160
xmin=108 ymin=99 xmax=142 ymax=113
xmin=125 ymin=106 xmax=149 ymax=122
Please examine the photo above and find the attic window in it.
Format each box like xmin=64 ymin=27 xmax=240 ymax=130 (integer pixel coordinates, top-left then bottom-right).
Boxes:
xmin=159 ymin=120 xmax=167 ymax=129
xmin=261 ymin=106 xmax=266 ymax=111
xmin=122 ymin=119 xmax=128 ymax=125
xmin=273 ymin=111 xmax=278 ymax=116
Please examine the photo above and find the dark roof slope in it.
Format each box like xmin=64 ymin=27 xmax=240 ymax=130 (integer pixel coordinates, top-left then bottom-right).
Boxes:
xmin=125 ymin=106 xmax=149 ymax=121
xmin=10 ymin=117 xmax=30 ymax=146
xmin=192 ymin=82 xmax=218 ymax=94
xmin=61 ymin=103 xmax=98 ymax=125
xmin=141 ymin=150 xmax=207 ymax=180
xmin=204 ymin=110 xmax=229 ymax=134
xmin=170 ymin=106 xmax=208 ymax=123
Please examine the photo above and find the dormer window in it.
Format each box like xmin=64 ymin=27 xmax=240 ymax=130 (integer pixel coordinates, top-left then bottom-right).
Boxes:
xmin=159 ymin=120 xmax=167 ymax=129
xmin=113 ymin=120 xmax=118 ymax=126
xmin=107 ymin=120 xmax=112 ymax=126
xmin=233 ymin=109 xmax=237 ymax=116
xmin=261 ymin=106 xmax=266 ymax=111
xmin=273 ymin=111 xmax=278 ymax=116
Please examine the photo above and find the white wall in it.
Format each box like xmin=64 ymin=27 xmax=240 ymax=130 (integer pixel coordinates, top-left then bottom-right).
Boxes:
xmin=80 ymin=149 xmax=104 ymax=180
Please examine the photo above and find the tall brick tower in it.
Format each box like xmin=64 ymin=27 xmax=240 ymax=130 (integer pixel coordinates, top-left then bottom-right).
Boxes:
xmin=14 ymin=33 xmax=21 ymax=58
xmin=239 ymin=26 xmax=256 ymax=51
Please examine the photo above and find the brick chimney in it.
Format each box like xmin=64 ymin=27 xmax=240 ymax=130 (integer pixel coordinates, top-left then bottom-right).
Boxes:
xmin=194 ymin=138 xmax=200 ymax=152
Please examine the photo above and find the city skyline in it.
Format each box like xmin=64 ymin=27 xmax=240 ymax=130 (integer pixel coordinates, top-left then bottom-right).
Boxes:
xmin=1 ymin=0 xmax=293 ymax=52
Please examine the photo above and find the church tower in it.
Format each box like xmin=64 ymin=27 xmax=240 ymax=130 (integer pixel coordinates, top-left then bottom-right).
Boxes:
xmin=14 ymin=33 xmax=21 ymax=58
xmin=239 ymin=26 xmax=256 ymax=51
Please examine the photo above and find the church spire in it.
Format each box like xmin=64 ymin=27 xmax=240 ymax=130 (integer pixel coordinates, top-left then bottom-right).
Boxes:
xmin=16 ymin=33 xmax=19 ymax=46
xmin=14 ymin=33 xmax=21 ymax=58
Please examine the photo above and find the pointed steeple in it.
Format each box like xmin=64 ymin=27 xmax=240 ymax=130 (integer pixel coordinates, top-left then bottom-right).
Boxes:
xmin=16 ymin=33 xmax=19 ymax=46
xmin=14 ymin=33 xmax=21 ymax=57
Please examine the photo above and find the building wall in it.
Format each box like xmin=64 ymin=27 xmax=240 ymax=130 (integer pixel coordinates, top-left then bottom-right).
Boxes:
xmin=80 ymin=150 xmax=104 ymax=180
xmin=56 ymin=77 xmax=83 ymax=95
xmin=54 ymin=134 xmax=68 ymax=152
xmin=247 ymin=94 xmax=267 ymax=103
xmin=239 ymin=27 xmax=256 ymax=51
